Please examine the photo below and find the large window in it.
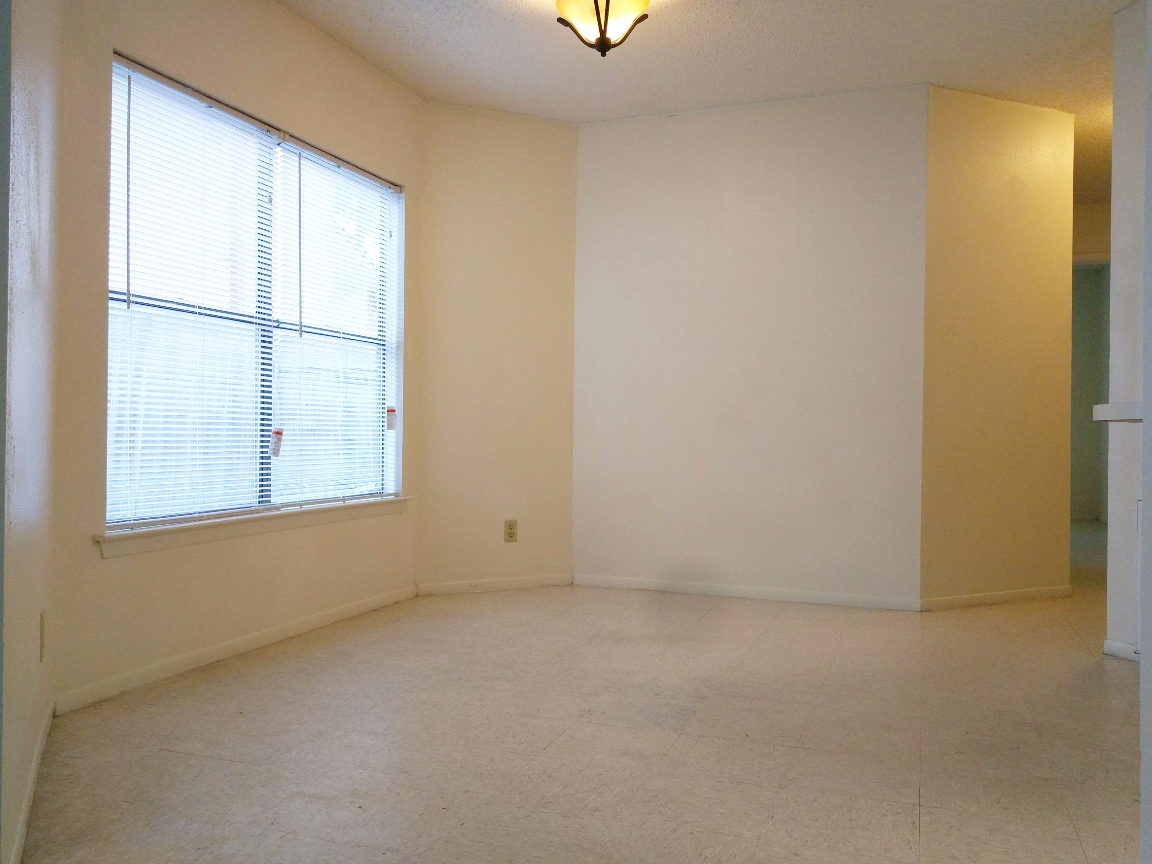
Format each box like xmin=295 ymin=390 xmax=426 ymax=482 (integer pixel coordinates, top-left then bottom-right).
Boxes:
xmin=107 ymin=62 xmax=403 ymax=526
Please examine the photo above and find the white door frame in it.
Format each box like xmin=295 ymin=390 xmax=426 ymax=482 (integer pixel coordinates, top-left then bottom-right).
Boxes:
xmin=1140 ymin=4 xmax=1152 ymax=857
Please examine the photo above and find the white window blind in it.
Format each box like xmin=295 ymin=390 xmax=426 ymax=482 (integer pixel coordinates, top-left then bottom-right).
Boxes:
xmin=107 ymin=61 xmax=403 ymax=526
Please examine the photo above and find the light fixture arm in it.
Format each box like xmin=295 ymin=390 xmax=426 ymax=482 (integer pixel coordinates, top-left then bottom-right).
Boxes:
xmin=556 ymin=0 xmax=649 ymax=57
xmin=611 ymin=12 xmax=649 ymax=50
xmin=557 ymin=16 xmax=602 ymax=53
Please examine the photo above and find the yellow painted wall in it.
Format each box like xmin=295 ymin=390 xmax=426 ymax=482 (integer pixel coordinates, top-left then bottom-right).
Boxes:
xmin=415 ymin=104 xmax=576 ymax=591
xmin=921 ymin=87 xmax=1074 ymax=606
xmin=5 ymin=1 xmax=580 ymax=854
xmin=36 ymin=0 xmax=578 ymax=713
xmin=4 ymin=0 xmax=63 ymax=859
xmin=50 ymin=0 xmax=424 ymax=712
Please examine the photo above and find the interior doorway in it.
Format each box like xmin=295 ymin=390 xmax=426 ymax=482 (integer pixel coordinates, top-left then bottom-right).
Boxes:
xmin=1071 ymin=262 xmax=1110 ymax=584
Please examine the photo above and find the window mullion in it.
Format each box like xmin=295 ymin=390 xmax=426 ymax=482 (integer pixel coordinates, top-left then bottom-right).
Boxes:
xmin=256 ymin=141 xmax=275 ymax=505
xmin=378 ymin=196 xmax=387 ymax=493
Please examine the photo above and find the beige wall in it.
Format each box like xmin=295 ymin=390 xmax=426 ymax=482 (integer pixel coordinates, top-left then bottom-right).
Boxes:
xmin=48 ymin=0 xmax=424 ymax=710
xmin=3 ymin=0 xmax=581 ymax=850
xmin=1107 ymin=0 xmax=1145 ymax=655
xmin=920 ymin=88 xmax=1074 ymax=606
xmin=415 ymin=104 xmax=575 ymax=592
xmin=1 ymin=0 xmax=1083 ymax=851
xmin=13 ymin=0 xmax=579 ymax=721
xmin=573 ymin=88 xmax=931 ymax=609
xmin=3 ymin=0 xmax=62 ymax=858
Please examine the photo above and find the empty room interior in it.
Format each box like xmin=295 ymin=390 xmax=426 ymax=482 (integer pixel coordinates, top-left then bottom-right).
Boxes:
xmin=3 ymin=0 xmax=1152 ymax=862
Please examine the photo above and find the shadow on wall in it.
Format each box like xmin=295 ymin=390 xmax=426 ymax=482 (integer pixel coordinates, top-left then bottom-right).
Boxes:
xmin=1071 ymin=263 xmax=1109 ymax=525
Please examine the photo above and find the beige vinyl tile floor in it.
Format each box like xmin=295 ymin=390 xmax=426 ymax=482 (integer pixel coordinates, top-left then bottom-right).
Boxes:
xmin=25 ymin=573 xmax=1136 ymax=863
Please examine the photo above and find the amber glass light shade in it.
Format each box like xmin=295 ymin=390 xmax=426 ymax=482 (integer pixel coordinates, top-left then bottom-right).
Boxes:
xmin=556 ymin=0 xmax=650 ymax=55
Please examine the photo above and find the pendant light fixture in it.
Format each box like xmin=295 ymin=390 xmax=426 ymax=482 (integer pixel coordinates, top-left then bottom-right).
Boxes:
xmin=556 ymin=0 xmax=650 ymax=56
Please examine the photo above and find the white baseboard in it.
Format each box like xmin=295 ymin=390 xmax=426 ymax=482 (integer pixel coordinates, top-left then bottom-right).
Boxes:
xmin=1103 ymin=640 xmax=1140 ymax=662
xmin=417 ymin=573 xmax=572 ymax=596
xmin=920 ymin=584 xmax=1072 ymax=612
xmin=572 ymin=574 xmax=921 ymax=612
xmin=7 ymin=704 xmax=53 ymax=864
xmin=55 ymin=585 xmax=417 ymax=714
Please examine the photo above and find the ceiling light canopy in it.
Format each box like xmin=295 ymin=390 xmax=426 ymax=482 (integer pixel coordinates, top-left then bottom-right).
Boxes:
xmin=556 ymin=0 xmax=649 ymax=56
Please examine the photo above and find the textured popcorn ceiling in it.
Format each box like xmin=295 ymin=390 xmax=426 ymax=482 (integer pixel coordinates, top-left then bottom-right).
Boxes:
xmin=280 ymin=0 xmax=1127 ymax=202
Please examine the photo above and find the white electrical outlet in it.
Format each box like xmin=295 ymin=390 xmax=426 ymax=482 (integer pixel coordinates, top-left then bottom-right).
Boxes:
xmin=504 ymin=520 xmax=518 ymax=543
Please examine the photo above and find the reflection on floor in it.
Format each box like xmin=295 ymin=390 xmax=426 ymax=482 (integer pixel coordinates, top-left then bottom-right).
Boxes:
xmin=26 ymin=581 xmax=1137 ymax=863
xmin=1069 ymin=518 xmax=1108 ymax=660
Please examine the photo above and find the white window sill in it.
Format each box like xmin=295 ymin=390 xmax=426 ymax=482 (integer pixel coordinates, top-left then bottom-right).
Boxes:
xmin=95 ymin=496 xmax=411 ymax=559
